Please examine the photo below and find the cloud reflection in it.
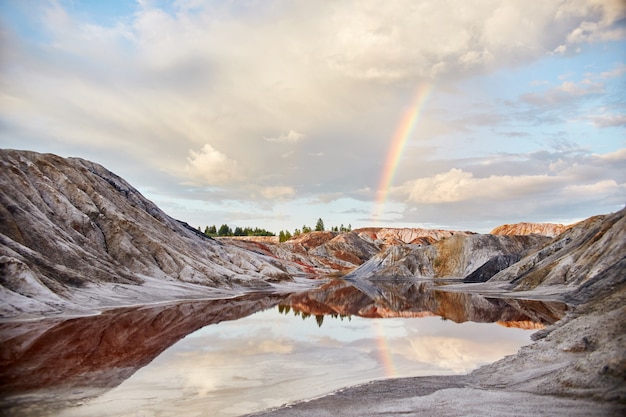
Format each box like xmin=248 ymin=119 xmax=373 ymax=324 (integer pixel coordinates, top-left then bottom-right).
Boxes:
xmin=69 ymin=308 xmax=534 ymax=417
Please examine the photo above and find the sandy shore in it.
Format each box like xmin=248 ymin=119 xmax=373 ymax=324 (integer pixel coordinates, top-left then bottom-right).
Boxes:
xmin=246 ymin=376 xmax=624 ymax=417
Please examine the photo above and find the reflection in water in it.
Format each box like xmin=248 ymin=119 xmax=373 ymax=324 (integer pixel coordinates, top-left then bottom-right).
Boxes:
xmin=0 ymin=278 xmax=567 ymax=417
xmin=0 ymin=293 xmax=284 ymax=413
xmin=282 ymin=278 xmax=566 ymax=327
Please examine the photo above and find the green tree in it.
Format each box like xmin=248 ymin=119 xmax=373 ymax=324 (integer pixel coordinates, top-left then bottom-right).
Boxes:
xmin=279 ymin=230 xmax=286 ymax=243
xmin=302 ymin=225 xmax=312 ymax=233
xmin=234 ymin=226 xmax=244 ymax=236
xmin=315 ymin=218 xmax=325 ymax=231
xmin=285 ymin=230 xmax=292 ymax=240
xmin=218 ymin=224 xmax=232 ymax=236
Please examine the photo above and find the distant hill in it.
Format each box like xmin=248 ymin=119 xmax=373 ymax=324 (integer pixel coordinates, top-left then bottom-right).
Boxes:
xmin=490 ymin=222 xmax=569 ymax=237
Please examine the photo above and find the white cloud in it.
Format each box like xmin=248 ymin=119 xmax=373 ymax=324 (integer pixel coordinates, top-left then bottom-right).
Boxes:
xmin=400 ymin=169 xmax=557 ymax=204
xmin=260 ymin=186 xmax=295 ymax=199
xmin=185 ymin=144 xmax=243 ymax=185
xmin=265 ymin=130 xmax=306 ymax=144
xmin=521 ymin=79 xmax=605 ymax=105
xmin=600 ymin=63 xmax=626 ymax=79
xmin=563 ymin=179 xmax=624 ymax=196
xmin=594 ymin=148 xmax=626 ymax=162
xmin=587 ymin=113 xmax=626 ymax=128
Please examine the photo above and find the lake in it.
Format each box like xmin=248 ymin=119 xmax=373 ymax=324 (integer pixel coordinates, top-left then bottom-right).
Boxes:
xmin=0 ymin=278 xmax=567 ymax=417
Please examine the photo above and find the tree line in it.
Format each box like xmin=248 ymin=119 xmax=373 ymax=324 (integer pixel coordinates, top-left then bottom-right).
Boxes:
xmin=199 ymin=225 xmax=275 ymax=237
xmin=278 ymin=218 xmax=352 ymax=242
xmin=198 ymin=218 xmax=352 ymax=242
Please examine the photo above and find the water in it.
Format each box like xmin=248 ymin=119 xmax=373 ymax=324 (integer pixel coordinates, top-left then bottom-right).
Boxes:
xmin=0 ymin=278 xmax=567 ymax=417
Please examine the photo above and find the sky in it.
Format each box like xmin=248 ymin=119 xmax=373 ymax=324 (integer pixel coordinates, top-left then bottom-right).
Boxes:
xmin=0 ymin=0 xmax=625 ymax=233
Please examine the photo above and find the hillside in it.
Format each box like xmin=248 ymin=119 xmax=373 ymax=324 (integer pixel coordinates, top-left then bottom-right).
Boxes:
xmin=489 ymin=209 xmax=626 ymax=290
xmin=0 ymin=150 xmax=303 ymax=317
xmin=345 ymin=233 xmax=550 ymax=279
xmin=490 ymin=222 xmax=569 ymax=237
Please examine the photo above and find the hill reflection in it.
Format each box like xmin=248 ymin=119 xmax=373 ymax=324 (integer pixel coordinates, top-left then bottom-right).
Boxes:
xmin=278 ymin=278 xmax=567 ymax=328
xmin=0 ymin=293 xmax=284 ymax=395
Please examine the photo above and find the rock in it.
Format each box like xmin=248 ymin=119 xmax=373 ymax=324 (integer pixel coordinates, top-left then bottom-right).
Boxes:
xmin=354 ymin=227 xmax=473 ymax=245
xmin=346 ymin=234 xmax=549 ymax=279
xmin=490 ymin=222 xmax=569 ymax=237
xmin=472 ymin=257 xmax=626 ymax=403
xmin=218 ymin=236 xmax=280 ymax=244
xmin=489 ymin=208 xmax=626 ymax=290
xmin=463 ymin=254 xmax=522 ymax=283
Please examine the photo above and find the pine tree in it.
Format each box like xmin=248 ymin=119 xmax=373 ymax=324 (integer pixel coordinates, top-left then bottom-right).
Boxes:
xmin=315 ymin=218 xmax=325 ymax=231
xmin=218 ymin=224 xmax=232 ymax=236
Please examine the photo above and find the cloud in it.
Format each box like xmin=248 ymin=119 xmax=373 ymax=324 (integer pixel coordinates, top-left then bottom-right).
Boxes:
xmin=600 ymin=63 xmax=626 ymax=79
xmin=400 ymin=169 xmax=558 ymax=204
xmin=564 ymin=0 xmax=626 ymax=43
xmin=260 ymin=186 xmax=295 ymax=199
xmin=185 ymin=144 xmax=243 ymax=185
xmin=0 ymin=0 xmax=624 ymax=231
xmin=587 ymin=113 xmax=626 ymax=128
xmin=521 ymin=79 xmax=605 ymax=105
xmin=265 ymin=130 xmax=306 ymax=144
xmin=389 ymin=148 xmax=626 ymax=229
xmin=563 ymin=179 xmax=623 ymax=196
xmin=594 ymin=148 xmax=626 ymax=163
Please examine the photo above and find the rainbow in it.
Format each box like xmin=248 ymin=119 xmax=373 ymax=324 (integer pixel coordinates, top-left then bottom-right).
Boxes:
xmin=372 ymin=83 xmax=433 ymax=222
xmin=372 ymin=319 xmax=397 ymax=378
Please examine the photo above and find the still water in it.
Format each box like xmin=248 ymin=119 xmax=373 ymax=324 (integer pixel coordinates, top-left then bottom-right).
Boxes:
xmin=0 ymin=278 xmax=567 ymax=417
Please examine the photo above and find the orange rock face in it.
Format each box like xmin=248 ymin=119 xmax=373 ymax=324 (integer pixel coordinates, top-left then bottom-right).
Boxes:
xmin=489 ymin=222 xmax=569 ymax=237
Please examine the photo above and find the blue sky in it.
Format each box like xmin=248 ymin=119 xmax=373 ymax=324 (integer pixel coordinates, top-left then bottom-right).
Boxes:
xmin=1 ymin=0 xmax=624 ymax=233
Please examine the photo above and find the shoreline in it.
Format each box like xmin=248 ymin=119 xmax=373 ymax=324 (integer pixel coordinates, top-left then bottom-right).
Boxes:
xmin=245 ymin=375 xmax=624 ymax=417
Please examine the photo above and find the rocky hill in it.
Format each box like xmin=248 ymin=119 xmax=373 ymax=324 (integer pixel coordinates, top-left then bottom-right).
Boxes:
xmin=490 ymin=222 xmax=569 ymax=237
xmin=0 ymin=150 xmax=303 ymax=317
xmin=489 ymin=208 xmax=626 ymax=290
xmin=353 ymin=227 xmax=473 ymax=245
xmin=224 ymin=227 xmax=475 ymax=274
xmin=345 ymin=233 xmax=550 ymax=279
